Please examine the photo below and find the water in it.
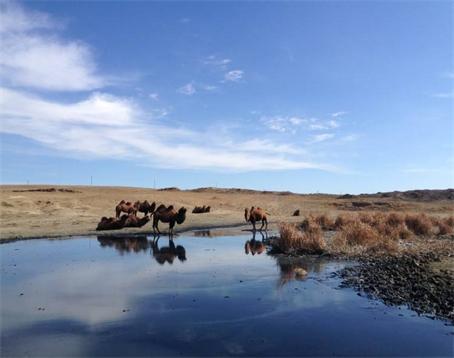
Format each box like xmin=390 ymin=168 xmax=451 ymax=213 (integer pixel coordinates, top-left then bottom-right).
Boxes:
xmin=1 ymin=231 xmax=452 ymax=357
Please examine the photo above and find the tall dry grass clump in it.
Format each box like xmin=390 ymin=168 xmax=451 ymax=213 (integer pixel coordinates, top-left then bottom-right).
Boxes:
xmin=313 ymin=214 xmax=335 ymax=230
xmin=405 ymin=213 xmax=433 ymax=236
xmin=430 ymin=216 xmax=454 ymax=235
xmin=334 ymin=214 xmax=356 ymax=230
xmin=279 ymin=222 xmax=326 ymax=254
xmin=332 ymin=220 xmax=398 ymax=254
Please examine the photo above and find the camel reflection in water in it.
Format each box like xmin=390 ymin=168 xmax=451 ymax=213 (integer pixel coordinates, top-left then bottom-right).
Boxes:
xmin=97 ymin=235 xmax=150 ymax=255
xmin=151 ymin=237 xmax=186 ymax=265
xmin=244 ymin=230 xmax=267 ymax=256
xmin=242 ymin=231 xmax=328 ymax=287
xmin=97 ymin=235 xmax=186 ymax=265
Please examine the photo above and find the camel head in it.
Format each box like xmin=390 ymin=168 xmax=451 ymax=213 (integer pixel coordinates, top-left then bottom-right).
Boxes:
xmin=176 ymin=245 xmax=187 ymax=262
xmin=244 ymin=208 xmax=249 ymax=222
xmin=176 ymin=207 xmax=187 ymax=224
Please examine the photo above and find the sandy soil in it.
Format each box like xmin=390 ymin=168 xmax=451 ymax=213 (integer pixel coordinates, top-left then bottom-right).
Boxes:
xmin=1 ymin=185 xmax=453 ymax=240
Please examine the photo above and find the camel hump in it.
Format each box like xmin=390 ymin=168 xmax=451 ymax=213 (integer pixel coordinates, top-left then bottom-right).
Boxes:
xmin=119 ymin=200 xmax=125 ymax=204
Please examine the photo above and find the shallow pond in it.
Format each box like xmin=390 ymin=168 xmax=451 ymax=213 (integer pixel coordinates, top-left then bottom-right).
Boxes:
xmin=1 ymin=230 xmax=453 ymax=357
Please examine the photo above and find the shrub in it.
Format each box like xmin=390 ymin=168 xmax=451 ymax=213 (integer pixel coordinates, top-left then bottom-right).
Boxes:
xmin=405 ymin=214 xmax=432 ymax=236
xmin=279 ymin=222 xmax=326 ymax=254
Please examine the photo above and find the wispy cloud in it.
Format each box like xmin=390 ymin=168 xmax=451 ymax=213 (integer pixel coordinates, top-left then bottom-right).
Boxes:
xmin=0 ymin=2 xmax=104 ymax=91
xmin=262 ymin=115 xmax=341 ymax=134
xmin=149 ymin=93 xmax=159 ymax=101
xmin=224 ymin=70 xmax=244 ymax=82
xmin=432 ymin=92 xmax=454 ymax=99
xmin=0 ymin=87 xmax=334 ymax=172
xmin=331 ymin=111 xmax=347 ymax=118
xmin=310 ymin=133 xmax=335 ymax=143
xmin=203 ymin=55 xmax=231 ymax=69
xmin=0 ymin=2 xmax=337 ymax=173
xmin=178 ymin=83 xmax=196 ymax=95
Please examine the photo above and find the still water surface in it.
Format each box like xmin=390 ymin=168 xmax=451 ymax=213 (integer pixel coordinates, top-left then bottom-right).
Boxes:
xmin=1 ymin=231 xmax=452 ymax=356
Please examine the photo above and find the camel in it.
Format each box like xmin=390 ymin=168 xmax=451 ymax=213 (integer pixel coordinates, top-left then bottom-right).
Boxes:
xmin=152 ymin=205 xmax=187 ymax=235
xmin=115 ymin=200 xmax=137 ymax=218
xmin=151 ymin=237 xmax=186 ymax=264
xmin=134 ymin=200 xmax=156 ymax=216
xmin=96 ymin=215 xmax=128 ymax=231
xmin=244 ymin=206 xmax=269 ymax=231
xmin=293 ymin=209 xmax=300 ymax=217
xmin=192 ymin=205 xmax=211 ymax=214
xmin=123 ymin=214 xmax=150 ymax=228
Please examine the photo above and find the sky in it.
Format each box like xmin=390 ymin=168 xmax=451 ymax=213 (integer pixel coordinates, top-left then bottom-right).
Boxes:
xmin=0 ymin=0 xmax=452 ymax=194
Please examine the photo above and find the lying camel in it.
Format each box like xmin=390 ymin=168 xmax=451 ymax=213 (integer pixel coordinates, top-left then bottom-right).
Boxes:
xmin=124 ymin=214 xmax=150 ymax=228
xmin=96 ymin=215 xmax=128 ymax=231
xmin=151 ymin=237 xmax=186 ymax=264
xmin=244 ymin=206 xmax=269 ymax=231
xmin=192 ymin=205 xmax=211 ymax=214
xmin=115 ymin=200 xmax=137 ymax=218
xmin=152 ymin=204 xmax=187 ymax=235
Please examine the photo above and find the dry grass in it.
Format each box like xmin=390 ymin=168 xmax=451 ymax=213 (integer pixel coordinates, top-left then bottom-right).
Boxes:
xmin=405 ymin=213 xmax=433 ymax=236
xmin=279 ymin=222 xmax=326 ymax=254
xmin=332 ymin=221 xmax=398 ymax=254
xmin=313 ymin=214 xmax=336 ymax=230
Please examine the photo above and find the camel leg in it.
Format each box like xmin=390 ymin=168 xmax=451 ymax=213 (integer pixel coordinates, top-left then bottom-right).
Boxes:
xmin=153 ymin=217 xmax=161 ymax=235
xmin=264 ymin=218 xmax=268 ymax=231
xmin=169 ymin=221 xmax=175 ymax=237
xmin=252 ymin=220 xmax=256 ymax=232
xmin=259 ymin=220 xmax=264 ymax=231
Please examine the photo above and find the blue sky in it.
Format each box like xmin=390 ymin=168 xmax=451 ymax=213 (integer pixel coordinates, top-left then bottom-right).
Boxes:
xmin=0 ymin=0 xmax=452 ymax=194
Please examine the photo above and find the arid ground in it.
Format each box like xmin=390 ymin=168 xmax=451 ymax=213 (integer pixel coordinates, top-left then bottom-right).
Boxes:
xmin=1 ymin=185 xmax=453 ymax=240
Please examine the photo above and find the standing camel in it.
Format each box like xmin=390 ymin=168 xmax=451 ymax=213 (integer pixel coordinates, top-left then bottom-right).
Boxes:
xmin=152 ymin=204 xmax=187 ymax=235
xmin=244 ymin=206 xmax=269 ymax=231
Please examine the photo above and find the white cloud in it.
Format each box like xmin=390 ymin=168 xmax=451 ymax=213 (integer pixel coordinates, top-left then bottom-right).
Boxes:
xmin=263 ymin=115 xmax=341 ymax=134
xmin=178 ymin=83 xmax=196 ymax=95
xmin=224 ymin=70 xmax=243 ymax=82
xmin=203 ymin=55 xmax=232 ymax=68
xmin=331 ymin=111 xmax=347 ymax=118
xmin=0 ymin=87 xmax=334 ymax=172
xmin=0 ymin=2 xmax=104 ymax=91
xmin=311 ymin=133 xmax=335 ymax=143
xmin=149 ymin=93 xmax=159 ymax=101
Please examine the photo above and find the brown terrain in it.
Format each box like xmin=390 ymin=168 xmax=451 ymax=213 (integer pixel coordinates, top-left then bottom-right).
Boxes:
xmin=0 ymin=185 xmax=453 ymax=240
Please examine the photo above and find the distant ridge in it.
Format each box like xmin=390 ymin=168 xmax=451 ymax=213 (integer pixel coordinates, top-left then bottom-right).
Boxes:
xmin=187 ymin=187 xmax=454 ymax=201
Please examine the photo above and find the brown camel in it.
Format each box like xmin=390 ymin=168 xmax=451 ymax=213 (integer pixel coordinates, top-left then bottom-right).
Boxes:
xmin=244 ymin=206 xmax=269 ymax=231
xmin=115 ymin=200 xmax=137 ymax=218
xmin=96 ymin=215 xmax=128 ymax=231
xmin=152 ymin=205 xmax=187 ymax=235
xmin=134 ymin=200 xmax=156 ymax=216
xmin=124 ymin=214 xmax=150 ymax=228
xmin=151 ymin=237 xmax=186 ymax=264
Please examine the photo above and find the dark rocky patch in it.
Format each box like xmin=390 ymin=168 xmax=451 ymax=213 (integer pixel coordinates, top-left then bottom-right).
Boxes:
xmin=12 ymin=188 xmax=80 ymax=193
xmin=337 ymin=253 xmax=454 ymax=322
